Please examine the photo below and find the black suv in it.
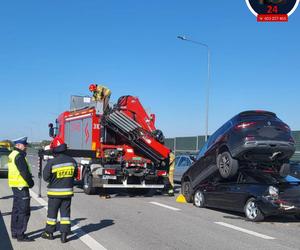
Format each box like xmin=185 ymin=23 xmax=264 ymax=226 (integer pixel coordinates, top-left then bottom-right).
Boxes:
xmin=181 ymin=110 xmax=295 ymax=202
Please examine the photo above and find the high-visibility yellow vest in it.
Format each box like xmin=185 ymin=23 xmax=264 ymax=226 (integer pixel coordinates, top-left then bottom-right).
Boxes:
xmin=8 ymin=150 xmax=31 ymax=187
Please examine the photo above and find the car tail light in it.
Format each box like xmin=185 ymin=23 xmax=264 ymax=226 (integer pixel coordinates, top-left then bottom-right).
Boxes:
xmin=104 ymin=169 xmax=116 ymax=175
xmin=76 ymin=166 xmax=82 ymax=181
xmin=279 ymin=124 xmax=291 ymax=132
xmin=235 ymin=122 xmax=257 ymax=130
xmin=157 ymin=170 xmax=167 ymax=176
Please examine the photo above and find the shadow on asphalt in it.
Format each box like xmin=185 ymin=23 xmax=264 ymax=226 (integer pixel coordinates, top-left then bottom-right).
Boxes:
xmin=206 ymin=207 xmax=300 ymax=224
xmin=26 ymin=217 xmax=88 ymax=240
xmin=1 ymin=205 xmax=44 ymax=217
xmin=68 ymin=219 xmax=114 ymax=242
xmin=0 ymin=211 xmax=13 ymax=250
xmin=26 ymin=228 xmax=45 ymax=239
xmin=0 ymin=195 xmax=13 ymax=200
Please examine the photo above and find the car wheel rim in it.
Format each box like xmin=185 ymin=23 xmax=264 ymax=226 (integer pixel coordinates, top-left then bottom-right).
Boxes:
xmin=194 ymin=191 xmax=203 ymax=207
xmin=219 ymin=155 xmax=230 ymax=175
xmin=246 ymin=201 xmax=258 ymax=219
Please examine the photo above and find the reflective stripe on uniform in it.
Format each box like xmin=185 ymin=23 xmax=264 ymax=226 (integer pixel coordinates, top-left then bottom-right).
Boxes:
xmin=60 ymin=217 xmax=70 ymax=221
xmin=60 ymin=220 xmax=71 ymax=225
xmin=60 ymin=217 xmax=71 ymax=225
xmin=48 ymin=188 xmax=73 ymax=192
xmin=47 ymin=218 xmax=57 ymax=225
xmin=47 ymin=188 xmax=74 ymax=196
xmin=51 ymin=162 xmax=75 ymax=171
xmin=47 ymin=191 xmax=73 ymax=196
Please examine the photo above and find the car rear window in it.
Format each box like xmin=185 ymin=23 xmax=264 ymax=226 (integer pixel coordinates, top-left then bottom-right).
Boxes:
xmin=238 ymin=115 xmax=282 ymax=123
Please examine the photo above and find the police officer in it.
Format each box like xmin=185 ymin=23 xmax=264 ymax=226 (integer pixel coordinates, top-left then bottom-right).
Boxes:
xmin=8 ymin=136 xmax=34 ymax=242
xmin=41 ymin=137 xmax=77 ymax=243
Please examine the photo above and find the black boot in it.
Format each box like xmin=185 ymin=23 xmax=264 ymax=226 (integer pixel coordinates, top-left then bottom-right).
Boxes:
xmin=17 ymin=235 xmax=34 ymax=242
xmin=41 ymin=231 xmax=54 ymax=240
xmin=61 ymin=232 xmax=68 ymax=243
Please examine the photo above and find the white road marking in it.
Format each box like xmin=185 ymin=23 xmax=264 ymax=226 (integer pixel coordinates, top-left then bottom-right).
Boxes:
xmin=29 ymin=189 xmax=107 ymax=250
xmin=149 ymin=201 xmax=181 ymax=211
xmin=214 ymin=222 xmax=275 ymax=240
xmin=30 ymin=190 xmax=48 ymax=207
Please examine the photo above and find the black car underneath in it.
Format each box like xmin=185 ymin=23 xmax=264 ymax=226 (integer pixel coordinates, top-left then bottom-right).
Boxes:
xmin=192 ymin=168 xmax=300 ymax=221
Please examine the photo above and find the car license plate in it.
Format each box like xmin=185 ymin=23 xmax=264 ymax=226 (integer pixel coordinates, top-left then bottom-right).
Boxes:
xmin=102 ymin=175 xmax=117 ymax=180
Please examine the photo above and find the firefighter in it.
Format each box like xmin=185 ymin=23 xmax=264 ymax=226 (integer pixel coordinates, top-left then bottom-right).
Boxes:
xmin=41 ymin=137 xmax=78 ymax=243
xmin=8 ymin=136 xmax=34 ymax=242
xmin=167 ymin=151 xmax=175 ymax=196
xmin=91 ymin=84 xmax=111 ymax=112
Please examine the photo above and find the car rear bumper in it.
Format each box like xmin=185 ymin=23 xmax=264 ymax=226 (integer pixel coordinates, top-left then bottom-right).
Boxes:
xmin=232 ymin=140 xmax=295 ymax=161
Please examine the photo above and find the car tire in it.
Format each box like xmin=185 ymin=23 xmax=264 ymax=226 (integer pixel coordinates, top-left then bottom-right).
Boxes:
xmin=194 ymin=190 xmax=205 ymax=208
xmin=181 ymin=180 xmax=193 ymax=203
xmin=244 ymin=198 xmax=264 ymax=222
xmin=83 ymin=170 xmax=97 ymax=195
xmin=217 ymin=151 xmax=238 ymax=179
xmin=294 ymin=214 xmax=300 ymax=221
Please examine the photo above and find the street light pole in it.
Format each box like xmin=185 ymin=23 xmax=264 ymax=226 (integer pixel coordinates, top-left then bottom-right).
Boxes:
xmin=177 ymin=35 xmax=211 ymax=142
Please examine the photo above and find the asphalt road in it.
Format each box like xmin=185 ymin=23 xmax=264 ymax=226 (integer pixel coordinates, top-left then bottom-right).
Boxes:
xmin=1 ymin=153 xmax=300 ymax=250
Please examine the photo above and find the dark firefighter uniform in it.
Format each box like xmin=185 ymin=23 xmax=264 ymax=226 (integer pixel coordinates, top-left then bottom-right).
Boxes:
xmin=41 ymin=137 xmax=77 ymax=243
xmin=8 ymin=137 xmax=34 ymax=241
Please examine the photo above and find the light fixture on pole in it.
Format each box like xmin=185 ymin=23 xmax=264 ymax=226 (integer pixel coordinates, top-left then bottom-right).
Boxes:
xmin=177 ymin=35 xmax=211 ymax=142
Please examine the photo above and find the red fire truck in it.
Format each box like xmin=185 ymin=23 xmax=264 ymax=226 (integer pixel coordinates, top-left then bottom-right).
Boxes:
xmin=47 ymin=84 xmax=171 ymax=195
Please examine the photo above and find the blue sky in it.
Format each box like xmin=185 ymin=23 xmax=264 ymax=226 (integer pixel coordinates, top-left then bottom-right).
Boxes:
xmin=0 ymin=1 xmax=299 ymax=141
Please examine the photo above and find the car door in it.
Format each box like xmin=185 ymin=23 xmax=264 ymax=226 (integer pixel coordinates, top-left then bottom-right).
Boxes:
xmin=204 ymin=182 xmax=233 ymax=209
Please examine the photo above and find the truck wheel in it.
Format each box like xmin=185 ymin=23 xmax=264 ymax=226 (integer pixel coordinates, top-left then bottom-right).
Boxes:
xmin=83 ymin=170 xmax=97 ymax=195
xmin=244 ymin=198 xmax=264 ymax=222
xmin=181 ymin=181 xmax=193 ymax=203
xmin=217 ymin=151 xmax=238 ymax=178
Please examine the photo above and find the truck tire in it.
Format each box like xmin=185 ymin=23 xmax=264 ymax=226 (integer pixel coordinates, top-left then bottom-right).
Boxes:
xmin=217 ymin=151 xmax=238 ymax=178
xmin=181 ymin=180 xmax=193 ymax=203
xmin=83 ymin=170 xmax=97 ymax=195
